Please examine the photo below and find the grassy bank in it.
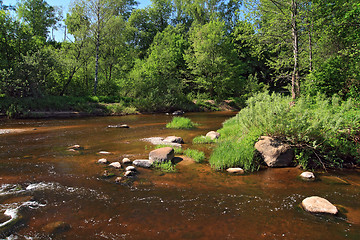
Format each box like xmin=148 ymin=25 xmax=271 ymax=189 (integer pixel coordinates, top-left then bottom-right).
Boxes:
xmin=210 ymin=92 xmax=360 ymax=171
xmin=0 ymin=95 xmax=242 ymax=118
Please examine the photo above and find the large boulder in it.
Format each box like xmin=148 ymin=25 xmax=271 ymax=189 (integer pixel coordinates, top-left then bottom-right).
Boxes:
xmin=302 ymin=196 xmax=338 ymax=215
xmin=163 ymin=136 xmax=184 ymax=144
xmin=206 ymin=131 xmax=220 ymax=140
xmin=254 ymin=136 xmax=294 ymax=167
xmin=149 ymin=147 xmax=174 ymax=164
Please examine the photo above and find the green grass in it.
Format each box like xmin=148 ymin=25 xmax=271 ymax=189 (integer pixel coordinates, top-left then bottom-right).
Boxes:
xmin=166 ymin=117 xmax=198 ymax=129
xmin=184 ymin=149 xmax=205 ymax=163
xmin=210 ymin=91 xmax=360 ymax=171
xmin=152 ymin=161 xmax=177 ymax=172
xmin=192 ymin=135 xmax=216 ymax=144
xmin=155 ymin=144 xmax=183 ymax=154
xmin=0 ymin=95 xmax=138 ymax=118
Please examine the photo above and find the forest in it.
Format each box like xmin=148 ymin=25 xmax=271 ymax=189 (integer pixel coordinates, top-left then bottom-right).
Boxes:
xmin=0 ymin=0 xmax=359 ymax=115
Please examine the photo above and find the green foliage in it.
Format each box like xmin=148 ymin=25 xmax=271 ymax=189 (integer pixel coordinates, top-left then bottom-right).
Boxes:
xmin=211 ymin=92 xmax=360 ymax=171
xmin=192 ymin=135 xmax=215 ymax=144
xmin=152 ymin=161 xmax=177 ymax=173
xmin=210 ymin=129 xmax=261 ymax=171
xmin=184 ymin=148 xmax=205 ymax=163
xmin=166 ymin=117 xmax=198 ymax=129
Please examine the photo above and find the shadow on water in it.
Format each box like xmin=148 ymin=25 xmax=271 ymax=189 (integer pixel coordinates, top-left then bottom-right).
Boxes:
xmin=0 ymin=112 xmax=360 ymax=239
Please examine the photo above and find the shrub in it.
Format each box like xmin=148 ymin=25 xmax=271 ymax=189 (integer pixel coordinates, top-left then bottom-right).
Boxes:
xmin=166 ymin=117 xmax=198 ymax=129
xmin=192 ymin=135 xmax=216 ymax=144
xmin=210 ymin=91 xmax=360 ymax=171
xmin=152 ymin=161 xmax=177 ymax=172
xmin=184 ymin=149 xmax=205 ymax=163
xmin=209 ymin=129 xmax=262 ymax=171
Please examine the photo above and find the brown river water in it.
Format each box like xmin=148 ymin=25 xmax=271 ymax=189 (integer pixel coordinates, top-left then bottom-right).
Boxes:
xmin=0 ymin=112 xmax=359 ymax=239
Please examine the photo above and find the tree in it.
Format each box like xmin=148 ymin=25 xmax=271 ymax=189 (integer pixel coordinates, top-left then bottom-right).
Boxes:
xmin=128 ymin=25 xmax=187 ymax=111
xmin=184 ymin=20 xmax=244 ymax=98
xmin=17 ymin=0 xmax=60 ymax=40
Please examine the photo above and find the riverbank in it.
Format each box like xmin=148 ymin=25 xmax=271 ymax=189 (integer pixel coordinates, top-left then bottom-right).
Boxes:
xmin=0 ymin=95 xmax=240 ymax=119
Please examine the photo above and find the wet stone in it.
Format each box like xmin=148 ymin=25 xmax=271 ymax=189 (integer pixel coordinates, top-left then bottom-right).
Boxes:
xmin=124 ymin=171 xmax=135 ymax=177
xmin=206 ymin=131 xmax=220 ymax=140
xmin=98 ymin=158 xmax=109 ymax=164
xmin=226 ymin=168 xmax=244 ymax=174
xmin=122 ymin=158 xmax=132 ymax=164
xmin=133 ymin=160 xmax=152 ymax=168
xmin=300 ymin=172 xmax=315 ymax=181
xmin=109 ymin=162 xmax=121 ymax=169
xmin=163 ymin=136 xmax=184 ymax=144
xmin=99 ymin=151 xmax=112 ymax=155
xmin=126 ymin=166 xmax=136 ymax=172
xmin=115 ymin=177 xmax=123 ymax=183
xmin=149 ymin=147 xmax=174 ymax=163
xmin=302 ymin=196 xmax=338 ymax=215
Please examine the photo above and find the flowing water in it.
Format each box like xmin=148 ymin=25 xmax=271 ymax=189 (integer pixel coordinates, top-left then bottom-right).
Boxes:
xmin=0 ymin=112 xmax=359 ymax=239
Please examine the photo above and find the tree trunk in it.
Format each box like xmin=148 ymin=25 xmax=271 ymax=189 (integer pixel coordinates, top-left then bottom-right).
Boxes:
xmin=291 ymin=0 xmax=299 ymax=99
xmin=308 ymin=23 xmax=313 ymax=72
xmin=94 ymin=39 xmax=99 ymax=95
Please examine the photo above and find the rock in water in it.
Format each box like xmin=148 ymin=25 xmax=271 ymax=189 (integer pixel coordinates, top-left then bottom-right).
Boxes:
xmin=133 ymin=160 xmax=152 ymax=168
xmin=122 ymin=158 xmax=132 ymax=164
xmin=172 ymin=110 xmax=184 ymax=115
xmin=206 ymin=131 xmax=220 ymax=140
xmin=126 ymin=166 xmax=136 ymax=172
xmin=109 ymin=162 xmax=121 ymax=169
xmin=99 ymin=151 xmax=111 ymax=155
xmin=124 ymin=171 xmax=135 ymax=177
xmin=254 ymin=136 xmax=294 ymax=167
xmin=300 ymin=172 xmax=315 ymax=180
xmin=98 ymin=158 xmax=109 ymax=164
xmin=163 ymin=136 xmax=184 ymax=144
xmin=149 ymin=147 xmax=174 ymax=163
xmin=302 ymin=196 xmax=338 ymax=215
xmin=107 ymin=124 xmax=129 ymax=128
xmin=226 ymin=168 xmax=244 ymax=174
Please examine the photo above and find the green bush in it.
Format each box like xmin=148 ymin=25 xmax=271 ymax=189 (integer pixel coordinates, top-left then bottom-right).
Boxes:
xmin=192 ymin=135 xmax=216 ymax=144
xmin=166 ymin=117 xmax=198 ymax=129
xmin=184 ymin=149 xmax=205 ymax=163
xmin=210 ymin=91 xmax=360 ymax=171
xmin=209 ymin=129 xmax=261 ymax=171
xmin=152 ymin=161 xmax=177 ymax=172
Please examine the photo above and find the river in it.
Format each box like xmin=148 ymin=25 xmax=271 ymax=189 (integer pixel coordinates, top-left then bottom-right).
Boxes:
xmin=0 ymin=112 xmax=359 ymax=239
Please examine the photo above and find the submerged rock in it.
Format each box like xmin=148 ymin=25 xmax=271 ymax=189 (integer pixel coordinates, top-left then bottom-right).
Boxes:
xmin=124 ymin=171 xmax=135 ymax=177
xmin=226 ymin=168 xmax=244 ymax=174
xmin=149 ymin=147 xmax=174 ymax=163
xmin=98 ymin=158 xmax=109 ymax=164
xmin=109 ymin=162 xmax=121 ymax=169
xmin=98 ymin=151 xmax=112 ymax=155
xmin=302 ymin=196 xmax=338 ymax=215
xmin=133 ymin=160 xmax=152 ymax=168
xmin=43 ymin=221 xmax=71 ymax=235
xmin=67 ymin=144 xmax=83 ymax=151
xmin=163 ymin=136 xmax=184 ymax=144
xmin=142 ymin=137 xmax=181 ymax=147
xmin=107 ymin=124 xmax=129 ymax=128
xmin=300 ymin=172 xmax=315 ymax=181
xmin=126 ymin=166 xmax=136 ymax=172
xmin=122 ymin=158 xmax=132 ymax=164
xmin=172 ymin=110 xmax=185 ymax=115
xmin=206 ymin=131 xmax=220 ymax=140
xmin=254 ymin=136 xmax=294 ymax=167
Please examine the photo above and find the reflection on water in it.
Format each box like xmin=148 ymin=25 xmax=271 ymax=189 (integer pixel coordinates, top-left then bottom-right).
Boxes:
xmin=0 ymin=112 xmax=359 ymax=239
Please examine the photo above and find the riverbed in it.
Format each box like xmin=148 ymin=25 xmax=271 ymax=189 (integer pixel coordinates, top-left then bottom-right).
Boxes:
xmin=0 ymin=112 xmax=359 ymax=239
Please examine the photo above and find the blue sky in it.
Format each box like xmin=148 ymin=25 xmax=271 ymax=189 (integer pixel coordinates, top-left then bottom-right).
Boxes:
xmin=3 ymin=0 xmax=152 ymax=41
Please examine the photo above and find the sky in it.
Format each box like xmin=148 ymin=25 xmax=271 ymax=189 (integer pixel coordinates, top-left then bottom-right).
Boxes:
xmin=3 ymin=0 xmax=152 ymax=41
